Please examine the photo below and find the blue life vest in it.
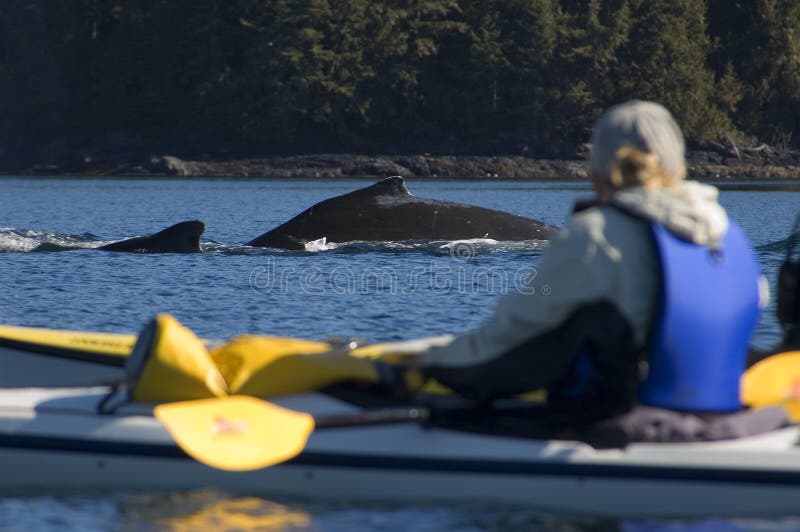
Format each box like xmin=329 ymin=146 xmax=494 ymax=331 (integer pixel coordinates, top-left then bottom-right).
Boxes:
xmin=639 ymin=221 xmax=762 ymax=412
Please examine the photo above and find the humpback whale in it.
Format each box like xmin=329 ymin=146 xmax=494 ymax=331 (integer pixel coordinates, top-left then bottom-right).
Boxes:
xmin=246 ymin=176 xmax=556 ymax=249
xmin=97 ymin=220 xmax=205 ymax=253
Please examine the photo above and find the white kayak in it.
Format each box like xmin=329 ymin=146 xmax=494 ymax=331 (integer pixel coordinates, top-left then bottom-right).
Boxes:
xmin=0 ymin=386 xmax=799 ymax=518
xmin=0 ymin=324 xmax=130 ymax=386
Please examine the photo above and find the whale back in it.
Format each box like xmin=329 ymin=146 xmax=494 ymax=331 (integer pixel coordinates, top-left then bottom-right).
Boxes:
xmin=98 ymin=220 xmax=205 ymax=253
xmin=246 ymin=177 xmax=556 ymax=249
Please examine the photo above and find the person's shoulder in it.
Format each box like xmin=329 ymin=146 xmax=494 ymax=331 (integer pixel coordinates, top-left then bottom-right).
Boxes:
xmin=569 ymin=203 xmax=629 ymax=232
xmin=549 ymin=204 xmax=613 ymax=251
xmin=566 ymin=203 xmax=652 ymax=248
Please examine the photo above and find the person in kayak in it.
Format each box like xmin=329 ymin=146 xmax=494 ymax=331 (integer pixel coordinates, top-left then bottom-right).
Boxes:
xmin=406 ymin=100 xmax=768 ymax=415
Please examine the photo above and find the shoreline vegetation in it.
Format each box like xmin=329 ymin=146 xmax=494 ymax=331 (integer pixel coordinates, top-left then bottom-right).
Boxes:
xmin=3 ymin=2 xmax=800 ymax=182
xmin=12 ymin=146 xmax=800 ymax=180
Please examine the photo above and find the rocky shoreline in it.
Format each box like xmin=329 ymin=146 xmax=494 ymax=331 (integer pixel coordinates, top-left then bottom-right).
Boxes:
xmin=15 ymin=148 xmax=800 ymax=180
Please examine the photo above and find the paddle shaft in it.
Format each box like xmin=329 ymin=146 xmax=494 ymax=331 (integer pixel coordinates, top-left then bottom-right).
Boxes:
xmin=314 ymin=406 xmax=430 ymax=429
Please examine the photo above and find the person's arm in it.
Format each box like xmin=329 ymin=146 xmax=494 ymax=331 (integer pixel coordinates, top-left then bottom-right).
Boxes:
xmin=425 ymin=212 xmax=622 ymax=365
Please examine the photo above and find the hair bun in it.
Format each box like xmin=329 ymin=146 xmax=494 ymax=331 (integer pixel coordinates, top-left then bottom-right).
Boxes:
xmin=610 ymin=146 xmax=662 ymax=188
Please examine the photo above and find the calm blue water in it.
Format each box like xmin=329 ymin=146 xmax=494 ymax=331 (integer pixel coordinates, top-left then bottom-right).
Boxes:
xmin=0 ymin=177 xmax=799 ymax=531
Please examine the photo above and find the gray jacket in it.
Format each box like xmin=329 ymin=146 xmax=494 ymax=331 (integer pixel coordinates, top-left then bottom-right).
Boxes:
xmin=421 ymin=181 xmax=767 ymax=369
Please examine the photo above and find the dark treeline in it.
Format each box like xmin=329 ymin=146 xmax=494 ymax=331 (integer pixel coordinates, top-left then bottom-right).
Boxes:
xmin=1 ymin=0 xmax=799 ymax=169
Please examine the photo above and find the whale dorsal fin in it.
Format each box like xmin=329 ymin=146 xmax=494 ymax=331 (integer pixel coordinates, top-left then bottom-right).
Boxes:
xmin=364 ymin=176 xmax=412 ymax=197
xmin=150 ymin=220 xmax=205 ymax=245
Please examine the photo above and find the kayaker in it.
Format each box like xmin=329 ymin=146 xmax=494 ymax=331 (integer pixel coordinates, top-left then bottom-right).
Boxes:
xmin=405 ymin=100 xmax=768 ymax=414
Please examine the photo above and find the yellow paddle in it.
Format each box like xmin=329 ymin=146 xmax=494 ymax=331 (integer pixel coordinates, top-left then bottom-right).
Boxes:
xmin=154 ymin=396 xmax=429 ymax=471
xmin=134 ymin=314 xmax=430 ymax=471
xmin=741 ymin=350 xmax=800 ymax=422
xmin=154 ymin=396 xmax=314 ymax=471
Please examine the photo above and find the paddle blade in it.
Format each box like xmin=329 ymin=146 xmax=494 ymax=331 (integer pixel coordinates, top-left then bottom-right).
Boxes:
xmin=742 ymin=350 xmax=800 ymax=422
xmin=154 ymin=396 xmax=315 ymax=471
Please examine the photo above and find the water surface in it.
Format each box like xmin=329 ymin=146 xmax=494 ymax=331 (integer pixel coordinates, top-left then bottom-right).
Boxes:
xmin=0 ymin=177 xmax=798 ymax=530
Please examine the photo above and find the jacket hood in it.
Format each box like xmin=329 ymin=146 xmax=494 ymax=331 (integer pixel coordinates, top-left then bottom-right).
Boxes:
xmin=611 ymin=181 xmax=728 ymax=247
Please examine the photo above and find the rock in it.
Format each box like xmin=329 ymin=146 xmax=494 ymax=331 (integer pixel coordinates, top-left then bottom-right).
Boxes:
xmin=151 ymin=156 xmax=191 ymax=176
xmin=6 ymin=148 xmax=800 ymax=180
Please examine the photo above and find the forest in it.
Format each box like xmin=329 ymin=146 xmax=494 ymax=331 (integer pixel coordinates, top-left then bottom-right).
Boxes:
xmin=0 ymin=0 xmax=798 ymax=170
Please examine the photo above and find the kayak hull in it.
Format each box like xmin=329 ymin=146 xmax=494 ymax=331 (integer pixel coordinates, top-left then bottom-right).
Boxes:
xmin=0 ymin=345 xmax=123 ymax=387
xmin=0 ymin=388 xmax=798 ymax=517
xmin=2 ymin=446 xmax=799 ymax=517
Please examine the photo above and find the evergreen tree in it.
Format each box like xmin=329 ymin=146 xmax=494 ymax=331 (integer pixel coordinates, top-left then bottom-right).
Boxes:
xmin=738 ymin=0 xmax=800 ymax=146
xmin=459 ymin=0 xmax=559 ymax=152
xmin=174 ymin=0 xmax=252 ymax=148
xmin=228 ymin=0 xmax=298 ymax=148
xmin=0 ymin=1 xmax=80 ymax=165
xmin=545 ymin=0 xmax=634 ymax=152
xmin=360 ymin=0 xmax=466 ymax=149
xmin=614 ymin=0 xmax=732 ymax=142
